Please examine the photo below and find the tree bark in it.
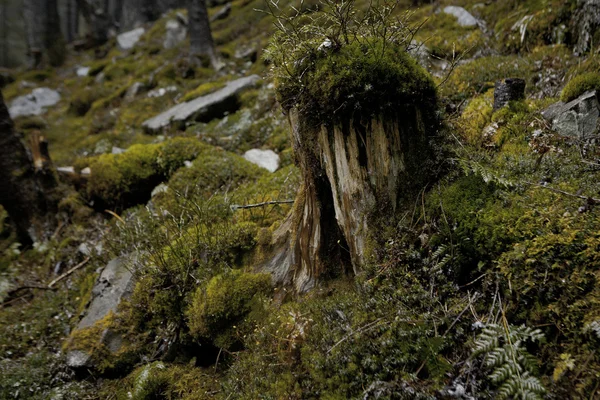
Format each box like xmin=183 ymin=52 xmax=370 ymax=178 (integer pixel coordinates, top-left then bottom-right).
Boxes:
xmin=0 ymin=90 xmax=57 ymax=245
xmin=22 ymin=0 xmax=66 ymax=67
xmin=187 ymin=0 xmax=217 ymax=68
xmin=264 ymin=103 xmax=440 ymax=292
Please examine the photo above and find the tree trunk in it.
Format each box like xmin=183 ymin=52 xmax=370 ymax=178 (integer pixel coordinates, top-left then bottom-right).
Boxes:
xmin=187 ymin=0 xmax=217 ymax=68
xmin=76 ymin=0 xmax=111 ymax=45
xmin=23 ymin=0 xmax=66 ymax=67
xmin=0 ymin=90 xmax=57 ymax=245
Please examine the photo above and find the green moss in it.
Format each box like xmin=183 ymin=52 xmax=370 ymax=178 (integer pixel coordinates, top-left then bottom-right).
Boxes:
xmin=69 ymin=87 xmax=109 ymax=116
xmin=560 ymin=72 xmax=600 ymax=102
xmin=181 ymin=81 xmax=226 ymax=102
xmin=187 ymin=270 xmax=272 ymax=347
xmin=458 ymin=89 xmax=494 ymax=145
xmin=77 ymin=137 xmax=209 ymax=210
xmin=275 ymin=39 xmax=437 ymax=125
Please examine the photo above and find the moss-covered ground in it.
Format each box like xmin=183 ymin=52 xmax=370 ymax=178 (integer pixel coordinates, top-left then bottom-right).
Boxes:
xmin=1 ymin=0 xmax=600 ymax=398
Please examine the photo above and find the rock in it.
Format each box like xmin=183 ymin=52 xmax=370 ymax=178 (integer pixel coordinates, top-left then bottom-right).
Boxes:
xmin=81 ymin=167 xmax=91 ymax=177
xmin=235 ymin=46 xmax=258 ymax=63
xmin=408 ymin=40 xmax=431 ymax=70
xmin=493 ymin=78 xmax=526 ymax=111
xmin=125 ymin=82 xmax=146 ymax=101
xmin=56 ymin=166 xmax=75 ymax=175
xmin=443 ymin=6 xmax=479 ymax=27
xmin=76 ymin=66 xmax=90 ymax=77
xmin=65 ymin=256 xmax=137 ymax=368
xmin=95 ymin=72 xmax=105 ymax=84
xmin=112 ymin=146 xmax=126 ymax=154
xmin=243 ymin=149 xmax=280 ymax=172
xmin=151 ymin=183 xmax=169 ymax=197
xmin=163 ymin=19 xmax=187 ymax=49
xmin=147 ymin=85 xmax=178 ymax=98
xmin=541 ymin=90 xmax=600 ymax=140
xmin=573 ymin=0 xmax=600 ymax=55
xmin=211 ymin=3 xmax=232 ymax=22
xmin=116 ymin=27 xmax=145 ymax=50
xmin=9 ymin=87 xmax=61 ymax=118
xmin=142 ymin=75 xmax=260 ymax=133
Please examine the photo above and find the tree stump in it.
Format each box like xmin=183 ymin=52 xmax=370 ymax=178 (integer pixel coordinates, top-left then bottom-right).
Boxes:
xmin=263 ymin=41 xmax=441 ymax=292
xmin=494 ymin=78 xmax=526 ymax=111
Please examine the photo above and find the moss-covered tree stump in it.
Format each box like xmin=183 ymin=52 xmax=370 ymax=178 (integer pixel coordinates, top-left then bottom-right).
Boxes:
xmin=265 ymin=40 xmax=441 ymax=292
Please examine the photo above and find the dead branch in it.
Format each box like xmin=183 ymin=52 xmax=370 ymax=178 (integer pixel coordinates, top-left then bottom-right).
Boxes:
xmin=230 ymin=200 xmax=294 ymax=211
xmin=526 ymin=181 xmax=600 ymax=204
xmin=48 ymin=256 xmax=91 ymax=288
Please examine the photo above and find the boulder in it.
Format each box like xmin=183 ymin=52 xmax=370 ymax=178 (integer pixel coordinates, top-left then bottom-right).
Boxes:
xmin=443 ymin=6 xmax=479 ymax=27
xmin=142 ymin=75 xmax=260 ymax=133
xmin=243 ymin=149 xmax=280 ymax=172
xmin=65 ymin=256 xmax=136 ymax=369
xmin=541 ymin=90 xmax=599 ymax=140
xmin=117 ymin=27 xmax=145 ymax=50
xmin=163 ymin=19 xmax=187 ymax=49
xmin=9 ymin=87 xmax=61 ymax=118
xmin=235 ymin=46 xmax=258 ymax=63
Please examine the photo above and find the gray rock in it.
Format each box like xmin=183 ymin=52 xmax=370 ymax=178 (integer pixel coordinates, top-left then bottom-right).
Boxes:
xmin=142 ymin=75 xmax=260 ymax=133
xmin=66 ymin=256 xmax=136 ymax=368
xmin=443 ymin=6 xmax=479 ymax=27
xmin=244 ymin=149 xmax=280 ymax=172
xmin=235 ymin=45 xmax=258 ymax=62
xmin=541 ymin=90 xmax=600 ymax=140
xmin=211 ymin=3 xmax=232 ymax=22
xmin=76 ymin=66 xmax=90 ymax=77
xmin=116 ymin=27 xmax=145 ymax=50
xmin=151 ymin=183 xmax=168 ymax=197
xmin=9 ymin=87 xmax=61 ymax=118
xmin=147 ymin=85 xmax=178 ymax=98
xmin=111 ymin=146 xmax=126 ymax=154
xmin=125 ymin=82 xmax=146 ymax=101
xmin=163 ymin=19 xmax=187 ymax=49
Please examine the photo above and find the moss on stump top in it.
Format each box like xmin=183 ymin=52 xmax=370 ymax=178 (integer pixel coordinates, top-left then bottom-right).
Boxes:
xmin=274 ymin=39 xmax=438 ymax=125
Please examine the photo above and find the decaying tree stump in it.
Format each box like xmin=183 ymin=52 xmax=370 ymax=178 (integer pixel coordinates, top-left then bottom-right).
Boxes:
xmin=493 ymin=78 xmax=526 ymax=111
xmin=0 ymin=90 xmax=57 ymax=244
xmin=263 ymin=42 xmax=441 ymax=292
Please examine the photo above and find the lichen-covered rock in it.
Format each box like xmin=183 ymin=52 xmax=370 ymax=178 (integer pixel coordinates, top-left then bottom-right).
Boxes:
xmin=443 ymin=6 xmax=479 ymax=27
xmin=243 ymin=149 xmax=279 ymax=172
xmin=65 ymin=256 xmax=136 ymax=369
xmin=541 ymin=90 xmax=599 ymax=140
xmin=117 ymin=27 xmax=145 ymax=50
xmin=142 ymin=75 xmax=260 ymax=132
xmin=163 ymin=19 xmax=187 ymax=49
xmin=9 ymin=87 xmax=60 ymax=118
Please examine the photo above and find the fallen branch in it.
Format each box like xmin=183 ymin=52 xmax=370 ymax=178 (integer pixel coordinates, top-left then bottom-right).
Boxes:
xmin=526 ymin=181 xmax=600 ymax=204
xmin=48 ymin=257 xmax=91 ymax=288
xmin=230 ymin=200 xmax=294 ymax=211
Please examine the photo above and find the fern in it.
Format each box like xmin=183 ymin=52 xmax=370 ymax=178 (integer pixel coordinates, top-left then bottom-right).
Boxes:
xmin=473 ymin=323 xmax=545 ymax=399
xmin=458 ymin=158 xmax=515 ymax=188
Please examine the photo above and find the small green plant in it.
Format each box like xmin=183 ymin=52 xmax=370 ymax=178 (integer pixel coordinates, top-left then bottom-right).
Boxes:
xmin=473 ymin=323 xmax=545 ymax=399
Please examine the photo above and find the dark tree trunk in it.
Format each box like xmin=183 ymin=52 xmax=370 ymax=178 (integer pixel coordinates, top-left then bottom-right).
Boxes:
xmin=76 ymin=0 xmax=111 ymax=45
xmin=23 ymin=0 xmax=66 ymax=67
xmin=0 ymin=91 xmax=57 ymax=245
xmin=187 ymin=0 xmax=217 ymax=67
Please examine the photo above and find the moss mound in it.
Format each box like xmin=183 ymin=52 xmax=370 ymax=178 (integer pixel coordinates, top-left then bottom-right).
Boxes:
xmin=187 ymin=270 xmax=272 ymax=347
xmin=77 ymin=137 xmax=209 ymax=210
xmin=275 ymin=39 xmax=437 ymax=125
xmin=560 ymin=72 xmax=600 ymax=102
